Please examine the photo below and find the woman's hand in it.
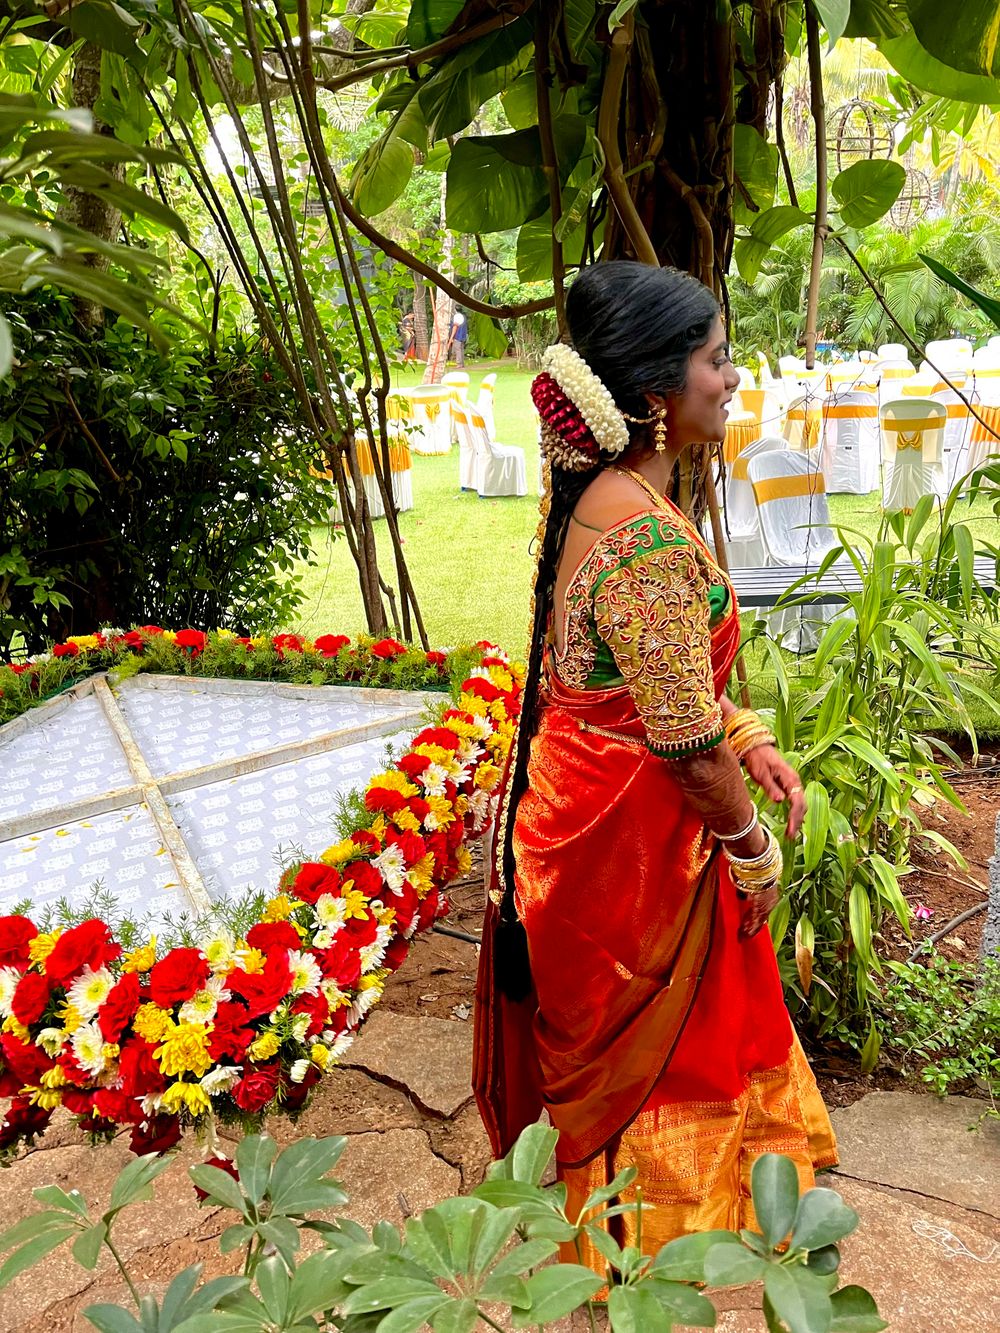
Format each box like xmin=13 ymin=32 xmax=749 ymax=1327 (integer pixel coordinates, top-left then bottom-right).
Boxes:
xmin=743 ymin=745 xmax=806 ymax=838
xmin=739 ymin=883 xmax=782 ymax=939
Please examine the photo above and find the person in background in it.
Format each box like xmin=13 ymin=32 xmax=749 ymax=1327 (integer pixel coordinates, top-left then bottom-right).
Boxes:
xmin=474 ymin=260 xmax=836 ymax=1279
xmin=448 ymin=310 xmax=468 ymax=366
xmin=400 ymin=311 xmax=416 ymax=361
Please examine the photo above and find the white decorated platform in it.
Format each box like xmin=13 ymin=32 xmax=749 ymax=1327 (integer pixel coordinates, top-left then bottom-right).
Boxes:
xmin=0 ymin=674 xmax=435 ymax=929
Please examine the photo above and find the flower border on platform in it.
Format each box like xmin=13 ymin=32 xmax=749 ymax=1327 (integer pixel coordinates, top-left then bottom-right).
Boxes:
xmin=0 ymin=629 xmax=522 ymax=1159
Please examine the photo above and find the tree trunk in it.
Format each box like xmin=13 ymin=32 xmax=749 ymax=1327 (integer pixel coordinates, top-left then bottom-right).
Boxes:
xmin=422 ymin=173 xmax=454 ymax=383
xmin=412 ymin=272 xmax=430 ymax=360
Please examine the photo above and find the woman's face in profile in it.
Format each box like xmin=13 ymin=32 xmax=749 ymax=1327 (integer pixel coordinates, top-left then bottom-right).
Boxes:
xmin=669 ymin=314 xmax=741 ymax=445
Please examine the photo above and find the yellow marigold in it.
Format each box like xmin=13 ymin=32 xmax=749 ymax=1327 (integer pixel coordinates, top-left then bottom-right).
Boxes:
xmin=459 ymin=693 xmax=489 ymax=717
xmin=454 ymin=794 xmax=469 ymax=817
xmin=248 ymin=1031 xmax=280 ymax=1062
xmin=392 ymin=809 xmax=422 ymax=835
xmin=236 ymin=947 xmax=266 ymax=975
xmin=455 ymin=845 xmax=472 ymax=877
xmin=510 ymin=661 xmax=526 ymax=687
xmin=301 ymin=638 xmax=315 ymax=652
xmin=67 ymin=634 xmax=100 ymax=651
xmin=310 ymin=1043 xmax=331 ymax=1070
xmin=28 ymin=930 xmax=62 ymax=965
xmin=156 ymin=1022 xmax=214 ymax=1078
xmin=214 ymin=628 xmax=235 ymax=640
xmin=26 ymin=1086 xmax=62 ymax=1111
xmin=412 ymin=743 xmax=454 ymax=765
xmin=263 ymin=893 xmax=301 ymax=922
xmin=161 ymin=1081 xmax=212 ymax=1117
xmin=162 ymin=630 xmax=177 ymax=644
xmin=375 ymin=905 xmax=397 ymax=930
xmin=487 ymin=666 xmax=514 ymax=692
xmin=57 ymin=1003 xmax=85 ymax=1035
xmin=489 ymin=699 xmax=509 ymax=723
xmin=321 ymin=838 xmax=360 ymax=866
xmin=133 ymin=1003 xmax=172 ymax=1045
xmin=426 ymin=795 xmax=456 ymax=828
xmin=367 ymin=770 xmax=417 ymax=797
xmin=40 ymin=1065 xmax=68 ymax=1089
xmin=370 ymin=815 xmax=387 ymax=840
xmin=121 ymin=939 xmax=157 ymax=974
xmin=475 ymin=762 xmax=501 ymax=792
xmin=340 ymin=885 xmax=371 ymax=920
xmin=408 ymin=852 xmax=436 ymax=899
xmin=2 ymin=1017 xmax=31 ymax=1041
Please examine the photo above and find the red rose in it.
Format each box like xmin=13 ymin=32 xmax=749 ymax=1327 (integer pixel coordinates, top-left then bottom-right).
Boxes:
xmin=137 ymin=625 xmax=165 ymax=635
xmin=117 ymin=1037 xmax=165 ymax=1099
xmin=289 ymin=862 xmax=340 ymax=905
xmin=226 ymin=950 xmax=292 ymax=1020
xmin=0 ymin=1031 xmax=51 ymax=1085
xmin=315 ymin=936 xmax=362 ymax=992
xmin=403 ymin=795 xmax=430 ymax=824
xmin=341 ymin=861 xmax=382 ymax=899
xmin=52 ymin=642 xmax=79 ymax=658
xmin=417 ymin=889 xmax=443 ymax=932
xmin=411 ymin=727 xmax=461 ymax=751
xmin=398 ymin=753 xmax=431 ymax=782
xmin=232 ymin=1062 xmax=281 ymax=1113
xmin=289 ymin=989 xmax=329 ymax=1038
xmin=314 ymin=634 xmax=350 ymax=657
xmin=425 ymin=650 xmax=447 ymax=668
xmin=92 ymin=1088 xmax=140 ymax=1124
xmin=117 ymin=630 xmax=145 ymax=652
xmin=98 ymin=972 xmax=140 ymax=1042
xmin=386 ymin=828 xmax=426 ymax=866
xmin=370 ymin=638 xmax=406 ymax=659
xmin=207 ymin=1002 xmax=255 ymax=1062
xmin=149 ymin=948 xmax=210 ymax=1008
xmin=344 ymin=911 xmax=378 ymax=951
xmin=351 ymin=829 xmax=381 ymax=855
xmin=45 ymin=920 xmax=121 ymax=986
xmin=12 ymin=970 xmax=51 ymax=1026
xmin=129 ymin=1113 xmax=182 ymax=1156
xmin=0 ymin=915 xmax=38 ymax=969
xmin=461 ymin=677 xmax=501 ymax=703
xmin=0 ymin=1099 xmax=52 ymax=1150
xmin=272 ymin=633 xmax=305 ymax=658
xmin=364 ymin=787 xmax=405 ymax=816
xmin=193 ymin=1155 xmax=240 ymax=1202
xmin=245 ymin=921 xmax=300 ymax=954
xmin=56 ymin=1050 xmax=93 ymax=1088
xmin=62 ymin=1087 xmax=98 ymax=1116
xmin=383 ymin=936 xmax=410 ymax=972
xmin=390 ymin=883 xmax=420 ymax=938
xmin=174 ymin=629 xmax=207 ymax=656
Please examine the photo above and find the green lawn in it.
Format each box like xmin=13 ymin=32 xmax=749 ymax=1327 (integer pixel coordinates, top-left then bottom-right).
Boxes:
xmin=289 ymin=360 xmax=999 ymax=664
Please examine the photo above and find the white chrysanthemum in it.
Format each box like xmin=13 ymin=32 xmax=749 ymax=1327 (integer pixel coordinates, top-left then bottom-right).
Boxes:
xmin=416 ymin=762 xmax=448 ymax=797
xmin=312 ymin=928 xmax=334 ymax=949
xmin=290 ymin=1013 xmax=310 ymax=1044
xmin=66 ymin=966 xmax=114 ymax=1020
xmin=200 ymin=930 xmax=239 ymax=974
xmin=140 ymin=1095 xmax=163 ymax=1116
xmin=0 ymin=966 xmax=20 ymax=1017
xmin=289 ymin=1059 xmax=311 ymax=1084
xmin=200 ymin=1066 xmax=240 ymax=1095
xmin=350 ymin=981 xmax=384 ymax=1024
xmin=468 ymin=789 xmax=491 ymax=828
xmin=71 ymin=1022 xmax=110 ymax=1078
xmin=178 ymin=975 xmax=230 ymax=1026
xmin=360 ymin=925 xmax=392 ymax=975
xmin=470 ymin=715 xmax=494 ymax=742
xmin=373 ymin=844 xmax=407 ymax=896
xmin=457 ymin=737 xmax=482 ymax=764
xmin=288 ymin=950 xmax=322 ymax=996
xmin=36 ymin=1027 xmax=66 ymax=1058
xmin=543 ymin=344 xmax=630 ymax=455
xmin=321 ymin=979 xmax=349 ymax=1011
xmin=329 ymin=1032 xmax=354 ymax=1061
xmin=314 ymin=894 xmax=348 ymax=932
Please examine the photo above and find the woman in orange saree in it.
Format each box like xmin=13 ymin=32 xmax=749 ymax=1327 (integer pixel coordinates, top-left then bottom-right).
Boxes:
xmin=473 ymin=263 xmax=836 ymax=1273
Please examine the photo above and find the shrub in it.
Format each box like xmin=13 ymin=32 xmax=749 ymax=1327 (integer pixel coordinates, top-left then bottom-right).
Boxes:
xmin=0 ymin=292 xmax=327 ymax=656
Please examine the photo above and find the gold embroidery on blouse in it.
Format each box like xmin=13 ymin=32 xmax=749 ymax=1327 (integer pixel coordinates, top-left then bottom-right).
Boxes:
xmin=557 ymin=512 xmax=684 ymax=690
xmin=592 ymin=543 xmax=724 ymax=757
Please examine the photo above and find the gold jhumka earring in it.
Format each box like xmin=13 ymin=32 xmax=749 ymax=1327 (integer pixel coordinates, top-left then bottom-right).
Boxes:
xmin=621 ymin=405 xmax=669 ymax=451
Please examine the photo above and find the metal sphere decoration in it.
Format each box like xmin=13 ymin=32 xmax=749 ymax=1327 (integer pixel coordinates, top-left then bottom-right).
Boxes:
xmin=826 ymin=99 xmax=895 ymax=172
xmin=889 ymin=168 xmax=933 ymax=229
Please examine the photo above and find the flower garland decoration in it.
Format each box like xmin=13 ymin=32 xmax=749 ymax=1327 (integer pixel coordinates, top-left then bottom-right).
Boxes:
xmin=541 ymin=343 xmax=629 ymax=459
xmin=0 ymin=638 xmax=523 ymax=1159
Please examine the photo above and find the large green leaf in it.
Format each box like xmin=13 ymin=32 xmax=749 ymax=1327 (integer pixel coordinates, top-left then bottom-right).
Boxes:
xmin=64 ymin=2 xmax=141 ymax=62
xmin=735 ymin=205 xmax=813 ymax=283
xmin=764 ymin=1264 xmax=833 ymax=1333
xmin=829 ymin=1284 xmax=889 ymax=1331
xmin=406 ymin=0 xmax=466 ymax=48
xmin=417 ymin=17 xmax=533 ymax=141
xmin=350 ymin=130 xmax=415 ymax=217
xmin=813 ymin=0 xmax=851 ymax=45
xmin=918 ymin=252 xmax=1000 ymax=328
xmin=751 ymin=1154 xmax=800 ymax=1250
xmin=830 ymin=160 xmax=905 ymax=227
xmin=446 ymin=116 xmax=587 ymax=233
xmin=516 ymin=210 xmax=588 ymax=280
xmin=879 ymin=32 xmax=1000 ymax=101
xmin=845 ymin=0 xmax=907 ymax=40
xmin=908 ymin=0 xmax=1000 ymax=77
xmin=733 ymin=123 xmax=779 ymax=215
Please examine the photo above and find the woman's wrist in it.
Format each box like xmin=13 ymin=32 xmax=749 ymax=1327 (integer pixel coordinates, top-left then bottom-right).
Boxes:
xmin=729 ymin=823 xmax=768 ymax=860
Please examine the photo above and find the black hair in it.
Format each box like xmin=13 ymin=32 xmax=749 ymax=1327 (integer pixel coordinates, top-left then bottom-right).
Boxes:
xmin=494 ymin=262 xmax=720 ymax=1001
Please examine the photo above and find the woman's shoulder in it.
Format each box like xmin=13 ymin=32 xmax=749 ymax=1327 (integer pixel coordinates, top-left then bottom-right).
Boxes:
xmin=572 ymin=471 xmax=689 ymax=546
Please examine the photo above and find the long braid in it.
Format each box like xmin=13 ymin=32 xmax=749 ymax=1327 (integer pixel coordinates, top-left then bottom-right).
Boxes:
xmin=494 ymin=462 xmax=591 ymax=1000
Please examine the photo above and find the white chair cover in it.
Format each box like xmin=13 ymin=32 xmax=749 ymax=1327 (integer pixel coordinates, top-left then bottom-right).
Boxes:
xmin=736 ymin=366 xmax=756 ymax=390
xmin=926 ymin=338 xmax=973 ymax=373
xmin=468 ymin=404 xmax=527 ymax=498
xmin=877 ymin=359 xmax=916 ymax=402
xmin=878 ymin=343 xmax=909 ymax=361
xmin=453 ymin=403 xmax=480 ymax=492
xmin=972 ymin=353 xmax=1000 ymax=408
xmin=783 ymin=393 xmax=822 ymax=450
xmin=820 ymin=390 xmax=879 ymax=494
xmin=443 ymin=372 xmax=469 ymax=444
xmin=930 ymin=386 xmax=981 ymax=491
xmin=735 ymin=388 xmax=785 ymax=438
xmin=747 ymin=450 xmax=844 ymax=653
xmin=880 ymin=399 xmax=947 ymax=512
xmin=857 ymin=349 xmax=878 ymax=363
xmin=476 ymin=373 xmax=497 ymax=441
xmin=715 ymin=435 xmax=785 ymax=567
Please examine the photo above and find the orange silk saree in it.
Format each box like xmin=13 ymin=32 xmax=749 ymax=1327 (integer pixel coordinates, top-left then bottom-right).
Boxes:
xmin=473 ymin=535 xmax=836 ymax=1266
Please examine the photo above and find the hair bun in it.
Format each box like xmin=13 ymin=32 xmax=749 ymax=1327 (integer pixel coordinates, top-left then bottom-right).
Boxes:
xmin=530 ymin=372 xmax=601 ymax=473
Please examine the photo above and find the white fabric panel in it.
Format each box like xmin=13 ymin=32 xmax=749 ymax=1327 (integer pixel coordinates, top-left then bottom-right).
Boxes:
xmin=880 ymin=399 xmax=947 ymax=512
xmin=820 ymin=391 xmax=879 ymax=494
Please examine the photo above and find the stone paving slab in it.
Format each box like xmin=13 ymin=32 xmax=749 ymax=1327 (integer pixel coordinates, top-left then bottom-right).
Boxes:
xmin=830 ymin=1090 xmax=1000 ymax=1221
xmin=343 ymin=1009 xmax=475 ymax=1117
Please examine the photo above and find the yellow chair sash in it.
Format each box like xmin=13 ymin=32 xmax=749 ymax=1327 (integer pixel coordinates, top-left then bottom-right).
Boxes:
xmin=752 ymin=473 xmax=825 ymax=503
xmin=822 ymin=404 xmax=878 ymax=418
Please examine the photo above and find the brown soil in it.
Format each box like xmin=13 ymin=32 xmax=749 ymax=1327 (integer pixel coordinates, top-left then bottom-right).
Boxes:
xmin=381 ymin=760 xmax=996 ymax=1110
